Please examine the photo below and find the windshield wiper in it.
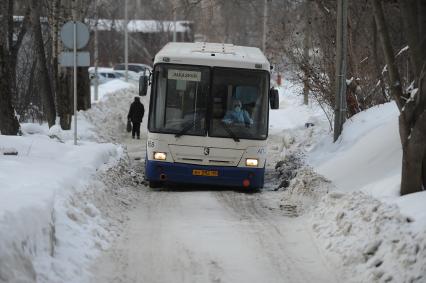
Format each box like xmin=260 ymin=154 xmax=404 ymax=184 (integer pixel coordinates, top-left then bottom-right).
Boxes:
xmin=220 ymin=122 xmax=240 ymax=142
xmin=175 ymin=120 xmax=195 ymax=138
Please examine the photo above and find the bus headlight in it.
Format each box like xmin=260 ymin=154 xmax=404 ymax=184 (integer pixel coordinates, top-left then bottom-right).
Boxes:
xmin=154 ymin=152 xmax=167 ymax=160
xmin=246 ymin=158 xmax=258 ymax=167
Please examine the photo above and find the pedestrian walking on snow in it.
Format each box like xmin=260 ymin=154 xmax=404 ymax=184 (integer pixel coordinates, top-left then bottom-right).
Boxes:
xmin=127 ymin=97 xmax=145 ymax=139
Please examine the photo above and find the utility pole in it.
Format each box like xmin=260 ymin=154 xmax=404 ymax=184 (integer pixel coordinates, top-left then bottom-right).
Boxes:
xmin=173 ymin=0 xmax=177 ymax=42
xmin=94 ymin=0 xmax=99 ymax=101
xmin=333 ymin=0 xmax=348 ymax=142
xmin=73 ymin=21 xmax=77 ymax=145
xmin=124 ymin=0 xmax=129 ymax=82
xmin=72 ymin=0 xmax=78 ymax=145
xmin=262 ymin=0 xmax=268 ymax=53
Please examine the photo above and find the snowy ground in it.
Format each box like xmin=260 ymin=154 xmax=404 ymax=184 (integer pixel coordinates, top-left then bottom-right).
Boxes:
xmin=267 ymin=78 xmax=426 ymax=282
xmin=305 ymin=102 xmax=426 ymax=282
xmin=1 ymin=76 xmax=425 ymax=283
xmin=89 ymin=80 xmax=339 ymax=283
xmin=0 ymin=80 xmax=143 ymax=282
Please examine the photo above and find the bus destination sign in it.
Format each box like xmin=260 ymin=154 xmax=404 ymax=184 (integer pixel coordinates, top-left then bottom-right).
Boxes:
xmin=168 ymin=69 xmax=201 ymax=82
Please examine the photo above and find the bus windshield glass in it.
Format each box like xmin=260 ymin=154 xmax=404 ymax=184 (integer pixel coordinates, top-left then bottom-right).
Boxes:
xmin=149 ymin=65 xmax=269 ymax=140
xmin=149 ymin=65 xmax=210 ymax=136
xmin=209 ymin=68 xmax=269 ymax=140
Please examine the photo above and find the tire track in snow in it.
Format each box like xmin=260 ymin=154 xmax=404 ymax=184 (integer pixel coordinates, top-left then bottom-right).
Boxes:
xmin=216 ymin=191 xmax=339 ymax=283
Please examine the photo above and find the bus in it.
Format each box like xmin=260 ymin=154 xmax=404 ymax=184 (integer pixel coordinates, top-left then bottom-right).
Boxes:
xmin=139 ymin=42 xmax=279 ymax=190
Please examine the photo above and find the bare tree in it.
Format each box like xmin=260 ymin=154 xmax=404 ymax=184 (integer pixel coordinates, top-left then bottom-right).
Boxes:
xmin=30 ymin=0 xmax=56 ymax=127
xmin=372 ymin=0 xmax=426 ymax=195
xmin=0 ymin=0 xmax=20 ymax=135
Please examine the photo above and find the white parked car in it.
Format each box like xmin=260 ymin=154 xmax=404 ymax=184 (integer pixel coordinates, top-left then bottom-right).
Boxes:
xmin=113 ymin=63 xmax=152 ymax=77
xmin=88 ymin=67 xmax=125 ymax=84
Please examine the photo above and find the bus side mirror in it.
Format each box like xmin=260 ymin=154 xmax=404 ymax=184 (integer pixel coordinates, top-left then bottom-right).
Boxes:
xmin=269 ymin=88 xmax=279 ymax=109
xmin=139 ymin=75 xmax=148 ymax=96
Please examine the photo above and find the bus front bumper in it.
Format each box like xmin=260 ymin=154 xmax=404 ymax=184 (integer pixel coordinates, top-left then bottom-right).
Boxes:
xmin=145 ymin=160 xmax=265 ymax=189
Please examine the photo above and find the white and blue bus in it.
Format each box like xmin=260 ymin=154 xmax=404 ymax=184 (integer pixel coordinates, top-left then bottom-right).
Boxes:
xmin=140 ymin=42 xmax=279 ymax=190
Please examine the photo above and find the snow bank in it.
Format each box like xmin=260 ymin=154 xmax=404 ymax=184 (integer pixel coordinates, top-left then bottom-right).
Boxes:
xmin=83 ymin=83 xmax=149 ymax=143
xmin=0 ymin=135 xmax=119 ymax=218
xmin=265 ymin=78 xmax=331 ymax=190
xmin=269 ymin=81 xmax=328 ymax=134
xmin=269 ymin=79 xmax=426 ymax=282
xmin=0 ymin=83 xmax=142 ymax=282
xmin=312 ymin=192 xmax=426 ymax=283
xmin=90 ymin=79 xmax=134 ymax=102
xmin=307 ymin=100 xmax=426 ymax=228
xmin=297 ymin=101 xmax=426 ymax=282
xmin=309 ymin=102 xmax=402 ymax=198
xmin=0 ymin=134 xmax=122 ymax=282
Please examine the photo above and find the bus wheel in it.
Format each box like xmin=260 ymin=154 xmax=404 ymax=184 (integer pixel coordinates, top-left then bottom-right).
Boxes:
xmin=149 ymin=181 xmax=162 ymax=188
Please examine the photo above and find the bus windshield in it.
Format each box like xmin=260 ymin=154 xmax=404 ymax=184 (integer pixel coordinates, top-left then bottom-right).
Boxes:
xmin=209 ymin=68 xmax=269 ymax=140
xmin=149 ymin=64 xmax=269 ymax=140
xmin=149 ymin=65 xmax=210 ymax=136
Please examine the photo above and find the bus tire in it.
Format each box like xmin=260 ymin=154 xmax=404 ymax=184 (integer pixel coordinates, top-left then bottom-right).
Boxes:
xmin=149 ymin=181 xmax=162 ymax=188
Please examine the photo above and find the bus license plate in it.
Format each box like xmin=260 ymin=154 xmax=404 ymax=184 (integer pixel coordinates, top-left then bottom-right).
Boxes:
xmin=192 ymin=169 xmax=219 ymax=177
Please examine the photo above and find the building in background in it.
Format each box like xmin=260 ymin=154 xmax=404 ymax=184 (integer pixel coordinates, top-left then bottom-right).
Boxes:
xmin=88 ymin=19 xmax=194 ymax=66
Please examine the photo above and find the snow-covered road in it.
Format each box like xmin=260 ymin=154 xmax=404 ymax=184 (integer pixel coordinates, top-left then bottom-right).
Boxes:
xmin=90 ymin=133 xmax=339 ymax=283
xmin=3 ymin=79 xmax=424 ymax=282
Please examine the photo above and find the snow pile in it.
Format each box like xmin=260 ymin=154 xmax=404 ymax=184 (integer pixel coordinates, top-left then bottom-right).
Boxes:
xmin=268 ymin=78 xmax=426 ymax=282
xmin=35 ymin=157 xmax=142 ymax=283
xmin=90 ymin=79 xmax=135 ymax=102
xmin=0 ymin=83 xmax=143 ymax=282
xmin=269 ymin=80 xmax=328 ymax=135
xmin=265 ymin=79 xmax=331 ymax=190
xmin=0 ymin=134 xmax=122 ymax=282
xmin=312 ymin=192 xmax=426 ymax=283
xmin=303 ymin=102 xmax=426 ymax=282
xmin=82 ymin=83 xmax=147 ymax=143
xmin=278 ymin=166 xmax=332 ymax=216
xmin=309 ymin=102 xmax=402 ymax=198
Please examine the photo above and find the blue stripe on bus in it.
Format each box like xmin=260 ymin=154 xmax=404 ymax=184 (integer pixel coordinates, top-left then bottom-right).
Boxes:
xmin=145 ymin=160 xmax=265 ymax=189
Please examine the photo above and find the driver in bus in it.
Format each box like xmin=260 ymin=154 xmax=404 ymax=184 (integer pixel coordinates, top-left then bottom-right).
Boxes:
xmin=222 ymin=99 xmax=253 ymax=126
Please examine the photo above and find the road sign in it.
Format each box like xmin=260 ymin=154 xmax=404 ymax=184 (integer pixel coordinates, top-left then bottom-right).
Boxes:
xmin=59 ymin=51 xmax=90 ymax=67
xmin=59 ymin=21 xmax=91 ymax=146
xmin=60 ymin=21 xmax=90 ymax=50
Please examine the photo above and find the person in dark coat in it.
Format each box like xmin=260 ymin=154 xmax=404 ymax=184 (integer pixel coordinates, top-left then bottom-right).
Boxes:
xmin=127 ymin=97 xmax=145 ymax=139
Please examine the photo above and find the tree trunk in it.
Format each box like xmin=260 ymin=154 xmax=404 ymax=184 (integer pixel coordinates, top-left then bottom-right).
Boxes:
xmin=374 ymin=0 xmax=426 ymax=195
xmin=58 ymin=70 xmax=73 ymax=130
xmin=372 ymin=0 xmax=405 ymax=110
xmin=30 ymin=0 xmax=56 ymax=128
xmin=0 ymin=0 xmax=20 ymax=135
xmin=77 ymin=68 xmax=91 ymax=110
xmin=51 ymin=0 xmax=60 ymax=94
xmin=398 ymin=0 xmax=421 ymax=75
xmin=371 ymin=17 xmax=389 ymax=103
xmin=55 ymin=0 xmax=73 ymax=130
xmin=400 ymin=112 xmax=426 ymax=194
xmin=399 ymin=0 xmax=426 ymax=194
xmin=0 ymin=48 xmax=20 ymax=135
xmin=9 ymin=11 xmax=30 ymax=111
